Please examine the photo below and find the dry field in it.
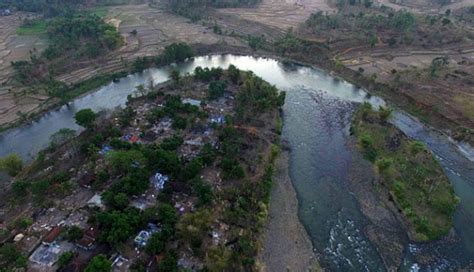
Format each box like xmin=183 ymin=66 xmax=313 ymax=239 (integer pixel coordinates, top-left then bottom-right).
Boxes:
xmin=0 ymin=4 xmax=244 ymax=128
xmin=57 ymin=4 xmax=244 ymax=85
xmin=340 ymin=44 xmax=474 ymax=130
xmin=374 ymin=0 xmax=474 ymax=13
xmin=0 ymin=13 xmax=49 ymax=128
xmin=216 ymin=0 xmax=335 ymax=37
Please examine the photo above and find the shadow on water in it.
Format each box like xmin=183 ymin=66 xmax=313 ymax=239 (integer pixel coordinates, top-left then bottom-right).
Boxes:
xmin=1 ymin=55 xmax=473 ymax=271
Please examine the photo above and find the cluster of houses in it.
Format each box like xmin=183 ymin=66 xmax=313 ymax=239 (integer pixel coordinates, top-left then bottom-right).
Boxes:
xmin=1 ymin=91 xmax=236 ymax=271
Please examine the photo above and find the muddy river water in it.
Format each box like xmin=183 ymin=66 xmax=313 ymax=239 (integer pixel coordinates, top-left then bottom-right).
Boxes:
xmin=1 ymin=55 xmax=473 ymax=271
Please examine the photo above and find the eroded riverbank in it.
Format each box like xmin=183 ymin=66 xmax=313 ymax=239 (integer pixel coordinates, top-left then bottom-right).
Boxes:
xmin=260 ymin=150 xmax=319 ymax=272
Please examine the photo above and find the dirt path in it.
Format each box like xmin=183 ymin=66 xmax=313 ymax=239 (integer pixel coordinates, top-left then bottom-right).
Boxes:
xmin=260 ymin=151 xmax=319 ymax=272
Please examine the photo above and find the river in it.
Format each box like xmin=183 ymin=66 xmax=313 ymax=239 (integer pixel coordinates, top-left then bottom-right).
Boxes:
xmin=1 ymin=55 xmax=473 ymax=271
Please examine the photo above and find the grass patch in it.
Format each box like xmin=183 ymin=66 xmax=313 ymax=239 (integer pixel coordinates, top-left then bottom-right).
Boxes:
xmin=86 ymin=7 xmax=109 ymax=18
xmin=17 ymin=20 xmax=48 ymax=35
xmin=453 ymin=95 xmax=474 ymax=121
xmin=352 ymin=103 xmax=459 ymax=241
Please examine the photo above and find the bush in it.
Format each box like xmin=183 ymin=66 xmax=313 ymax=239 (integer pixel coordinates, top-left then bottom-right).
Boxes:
xmin=74 ymin=108 xmax=97 ymax=129
xmin=410 ymin=141 xmax=426 ymax=155
xmin=65 ymin=226 xmax=84 ymax=242
xmin=208 ymin=81 xmax=227 ymax=100
xmin=378 ymin=106 xmax=393 ymax=122
xmin=85 ymin=254 xmax=112 ymax=272
xmin=359 ymin=133 xmax=377 ymax=162
xmin=57 ymin=251 xmax=74 ymax=269
xmin=0 ymin=154 xmax=23 ymax=177
xmin=376 ymin=157 xmax=392 ymax=173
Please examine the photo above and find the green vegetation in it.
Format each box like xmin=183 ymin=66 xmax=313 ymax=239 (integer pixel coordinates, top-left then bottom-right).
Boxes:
xmin=57 ymin=251 xmax=74 ymax=269
xmin=85 ymin=254 xmax=112 ymax=272
xmin=44 ymin=15 xmax=123 ymax=60
xmin=75 ymin=109 xmax=98 ymax=129
xmin=352 ymin=103 xmax=459 ymax=241
xmin=0 ymin=154 xmax=23 ymax=177
xmin=0 ymin=244 xmax=27 ymax=271
xmin=16 ymin=19 xmax=48 ymax=35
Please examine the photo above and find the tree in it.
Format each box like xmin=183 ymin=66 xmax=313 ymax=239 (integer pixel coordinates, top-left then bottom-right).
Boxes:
xmin=106 ymin=150 xmax=146 ymax=174
xmin=178 ymin=209 xmax=213 ymax=252
xmin=85 ymin=254 xmax=112 ymax=272
xmin=169 ymin=69 xmax=181 ymax=85
xmin=11 ymin=180 xmax=29 ymax=197
xmin=57 ymin=251 xmax=74 ymax=269
xmin=74 ymin=109 xmax=97 ymax=129
xmin=208 ymin=81 xmax=227 ymax=100
xmin=0 ymin=244 xmax=27 ymax=270
xmin=228 ymin=64 xmax=240 ymax=83
xmin=65 ymin=226 xmax=84 ymax=242
xmin=50 ymin=128 xmax=76 ymax=148
xmin=0 ymin=154 xmax=23 ymax=177
xmin=97 ymin=208 xmax=143 ymax=248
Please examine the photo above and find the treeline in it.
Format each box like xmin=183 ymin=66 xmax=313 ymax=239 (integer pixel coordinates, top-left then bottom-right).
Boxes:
xmin=12 ymin=14 xmax=123 ymax=86
xmin=163 ymin=0 xmax=261 ymax=21
xmin=0 ymin=0 xmax=146 ymax=17
xmin=43 ymin=15 xmax=123 ymax=60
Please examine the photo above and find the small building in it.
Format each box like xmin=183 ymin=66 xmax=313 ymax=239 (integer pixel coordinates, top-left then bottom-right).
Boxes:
xmin=42 ymin=226 xmax=61 ymax=245
xmin=134 ymin=230 xmax=151 ymax=248
xmin=87 ymin=194 xmax=105 ymax=209
xmin=99 ymin=144 xmax=113 ymax=155
xmin=150 ymin=172 xmax=169 ymax=191
xmin=134 ymin=224 xmax=160 ymax=248
xmin=183 ymin=98 xmax=202 ymax=107
xmin=209 ymin=114 xmax=225 ymax=124
xmin=30 ymin=244 xmax=62 ymax=267
xmin=13 ymin=233 xmax=24 ymax=242
xmin=77 ymin=226 xmax=100 ymax=250
xmin=15 ymin=235 xmax=41 ymax=255
xmin=0 ymin=9 xmax=11 ymax=16
xmin=112 ymin=254 xmax=130 ymax=272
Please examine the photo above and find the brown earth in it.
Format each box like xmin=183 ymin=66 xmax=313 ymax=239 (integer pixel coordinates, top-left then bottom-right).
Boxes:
xmin=0 ymin=12 xmax=49 ymax=128
xmin=260 ymin=150 xmax=320 ymax=272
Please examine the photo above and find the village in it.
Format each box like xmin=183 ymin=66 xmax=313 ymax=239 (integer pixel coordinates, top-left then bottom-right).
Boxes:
xmin=0 ymin=65 xmax=284 ymax=271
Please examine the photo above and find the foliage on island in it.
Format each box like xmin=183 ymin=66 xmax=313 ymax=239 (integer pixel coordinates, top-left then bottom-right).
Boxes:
xmin=351 ymin=103 xmax=459 ymax=241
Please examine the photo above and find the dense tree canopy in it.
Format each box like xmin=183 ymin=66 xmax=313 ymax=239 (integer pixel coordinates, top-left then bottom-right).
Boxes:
xmin=75 ymin=108 xmax=97 ymax=129
xmin=43 ymin=14 xmax=123 ymax=60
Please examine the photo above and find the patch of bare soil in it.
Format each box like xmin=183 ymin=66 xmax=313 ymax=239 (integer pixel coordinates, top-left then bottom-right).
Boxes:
xmin=56 ymin=4 xmax=244 ymax=86
xmin=340 ymin=46 xmax=474 ymax=134
xmin=260 ymin=151 xmax=319 ymax=272
xmin=374 ymin=0 xmax=474 ymax=14
xmin=0 ymin=4 xmax=244 ymax=128
xmin=217 ymin=0 xmax=335 ymax=35
xmin=0 ymin=12 xmax=49 ymax=127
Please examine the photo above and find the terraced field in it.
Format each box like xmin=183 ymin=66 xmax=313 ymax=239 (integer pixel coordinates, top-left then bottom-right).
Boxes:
xmin=0 ymin=13 xmax=48 ymax=128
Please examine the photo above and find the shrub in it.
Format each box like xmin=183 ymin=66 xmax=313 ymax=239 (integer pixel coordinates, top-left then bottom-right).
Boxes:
xmin=0 ymin=154 xmax=23 ymax=177
xmin=208 ymin=81 xmax=227 ymax=100
xmin=378 ymin=106 xmax=393 ymax=122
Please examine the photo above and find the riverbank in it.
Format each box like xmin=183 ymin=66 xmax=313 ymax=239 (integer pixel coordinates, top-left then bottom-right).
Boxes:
xmin=260 ymin=150 xmax=320 ymax=272
xmin=2 ymin=42 xmax=472 ymax=151
xmin=347 ymin=136 xmax=408 ymax=271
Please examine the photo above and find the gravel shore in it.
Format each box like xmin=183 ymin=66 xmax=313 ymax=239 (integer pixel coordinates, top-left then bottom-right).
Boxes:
xmin=260 ymin=151 xmax=319 ymax=272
